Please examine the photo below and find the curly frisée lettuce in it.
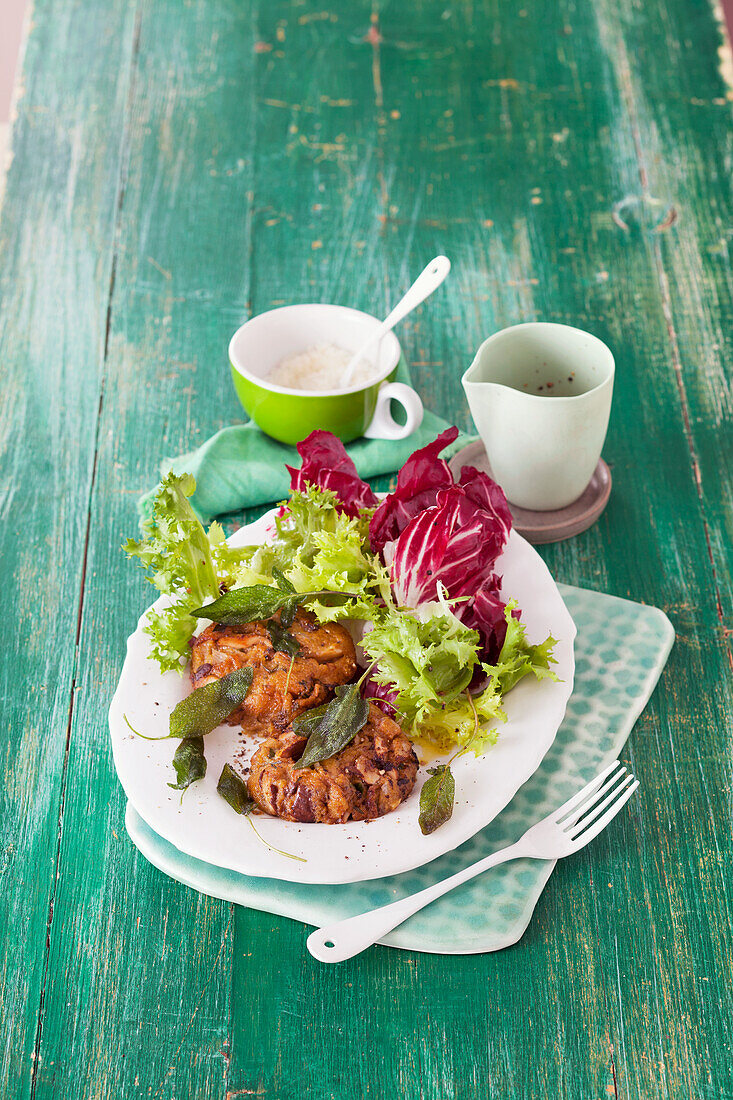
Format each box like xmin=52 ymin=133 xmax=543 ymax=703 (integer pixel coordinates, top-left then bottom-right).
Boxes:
xmin=275 ymin=483 xmax=373 ymax=552
xmin=483 ymin=601 xmax=559 ymax=694
xmin=361 ymin=590 xmax=557 ymax=755
xmin=273 ymin=487 xmax=383 ymax=620
xmin=124 ymin=473 xmax=224 ymax=672
xmin=126 ymin=473 xmax=218 ymax=604
xmin=361 ymin=588 xmax=481 ymax=724
xmin=416 ymin=605 xmax=559 ymax=754
xmin=229 ymin=485 xmax=386 ymax=622
xmin=126 ymin=478 xmax=387 ymax=674
xmin=414 ymin=689 xmax=505 ymax=756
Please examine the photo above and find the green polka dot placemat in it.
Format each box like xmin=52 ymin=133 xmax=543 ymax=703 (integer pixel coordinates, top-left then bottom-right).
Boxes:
xmin=125 ymin=586 xmax=674 ymax=954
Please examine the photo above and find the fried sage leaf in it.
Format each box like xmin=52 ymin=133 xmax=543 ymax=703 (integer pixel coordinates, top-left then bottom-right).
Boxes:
xmin=192 ymin=585 xmax=358 ymax=627
xmin=418 ymin=764 xmax=456 ymax=835
xmin=291 ymin=701 xmax=330 ymax=739
xmin=217 ymin=763 xmax=255 ymax=814
xmin=193 ymin=585 xmax=298 ymax=626
xmin=267 ymin=618 xmax=301 ymax=657
xmin=293 ymin=683 xmax=370 ymax=770
xmin=216 ymin=766 xmax=306 ymax=862
xmin=272 ymin=567 xmax=295 ymax=593
xmin=168 ymin=736 xmax=206 ymax=791
xmin=279 ymin=601 xmax=297 ymax=628
xmin=169 ymin=666 xmax=254 ymax=739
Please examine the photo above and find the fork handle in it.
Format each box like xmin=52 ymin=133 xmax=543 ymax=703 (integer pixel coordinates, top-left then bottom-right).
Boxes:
xmin=306 ymin=840 xmax=531 ymax=963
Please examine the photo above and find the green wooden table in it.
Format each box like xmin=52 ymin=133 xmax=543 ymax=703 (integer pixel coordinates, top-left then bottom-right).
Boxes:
xmin=2 ymin=1 xmax=732 ymax=1096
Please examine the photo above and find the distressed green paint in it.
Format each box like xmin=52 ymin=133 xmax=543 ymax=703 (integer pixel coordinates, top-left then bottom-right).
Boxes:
xmin=0 ymin=0 xmax=730 ymax=1098
xmin=0 ymin=1 xmax=141 ymax=1096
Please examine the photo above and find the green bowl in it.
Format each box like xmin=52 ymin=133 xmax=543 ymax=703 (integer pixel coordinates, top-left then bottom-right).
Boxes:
xmin=228 ymin=304 xmax=422 ymax=445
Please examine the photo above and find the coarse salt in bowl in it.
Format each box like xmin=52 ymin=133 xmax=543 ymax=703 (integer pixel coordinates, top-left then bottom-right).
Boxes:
xmin=267 ymin=343 xmax=375 ymax=392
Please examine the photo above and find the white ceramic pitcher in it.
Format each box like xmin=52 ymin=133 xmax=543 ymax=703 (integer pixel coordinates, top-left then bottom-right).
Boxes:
xmin=462 ymin=323 xmax=615 ymax=511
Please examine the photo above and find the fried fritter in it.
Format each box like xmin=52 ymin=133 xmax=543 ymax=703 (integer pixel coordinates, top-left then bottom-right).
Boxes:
xmin=247 ymin=703 xmax=419 ymax=823
xmin=189 ymin=608 xmax=357 ymax=737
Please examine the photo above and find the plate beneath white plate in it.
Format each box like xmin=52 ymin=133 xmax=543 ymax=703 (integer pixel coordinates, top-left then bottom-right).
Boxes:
xmin=109 ymin=511 xmax=575 ymax=884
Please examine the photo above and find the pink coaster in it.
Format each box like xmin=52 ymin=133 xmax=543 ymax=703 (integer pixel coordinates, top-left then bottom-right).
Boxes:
xmin=449 ymin=441 xmax=612 ymax=545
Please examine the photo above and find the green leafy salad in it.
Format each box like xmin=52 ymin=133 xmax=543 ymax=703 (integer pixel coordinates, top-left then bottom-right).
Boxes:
xmin=126 ymin=427 xmax=557 ymax=834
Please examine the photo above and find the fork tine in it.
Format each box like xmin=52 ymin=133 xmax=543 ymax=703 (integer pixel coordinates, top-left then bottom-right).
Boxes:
xmin=561 ymin=767 xmax=628 ymax=826
xmin=569 ymin=779 xmax=639 ymax=846
xmin=568 ymin=772 xmax=635 ymax=837
xmin=554 ymin=760 xmax=623 ymax=822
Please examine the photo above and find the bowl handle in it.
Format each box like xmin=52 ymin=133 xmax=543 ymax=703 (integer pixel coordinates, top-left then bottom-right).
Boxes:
xmin=363 ymin=382 xmax=424 ymax=440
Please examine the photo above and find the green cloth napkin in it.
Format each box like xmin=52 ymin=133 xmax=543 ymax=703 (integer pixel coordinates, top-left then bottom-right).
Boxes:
xmin=138 ymin=409 xmax=476 ymax=527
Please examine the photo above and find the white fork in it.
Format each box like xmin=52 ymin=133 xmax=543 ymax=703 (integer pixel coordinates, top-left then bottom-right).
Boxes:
xmin=307 ymin=760 xmax=639 ymax=963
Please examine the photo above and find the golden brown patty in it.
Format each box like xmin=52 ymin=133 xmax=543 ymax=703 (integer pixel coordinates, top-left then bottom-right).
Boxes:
xmin=189 ymin=608 xmax=357 ymax=737
xmin=247 ymin=703 xmax=419 ymax=823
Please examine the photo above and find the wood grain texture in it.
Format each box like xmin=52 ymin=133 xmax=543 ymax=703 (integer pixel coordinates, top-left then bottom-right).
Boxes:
xmin=0 ymin=1 xmax=139 ymax=1095
xmin=0 ymin=0 xmax=731 ymax=1097
xmin=18 ymin=3 xmax=259 ymax=1097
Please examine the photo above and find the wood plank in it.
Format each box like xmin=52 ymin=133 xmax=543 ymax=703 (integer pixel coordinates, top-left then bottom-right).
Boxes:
xmin=605 ymin=0 xmax=733 ymax=623
xmin=21 ymin=1 xmax=257 ymax=1097
xmin=562 ymin=0 xmax=733 ymax=1093
xmin=0 ymin=2 xmax=138 ymax=1096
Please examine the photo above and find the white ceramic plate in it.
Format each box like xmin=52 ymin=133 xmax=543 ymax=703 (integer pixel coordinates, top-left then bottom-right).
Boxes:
xmin=109 ymin=511 xmax=575 ymax=885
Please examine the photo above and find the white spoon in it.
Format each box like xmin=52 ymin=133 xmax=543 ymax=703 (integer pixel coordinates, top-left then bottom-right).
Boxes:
xmin=341 ymin=255 xmax=451 ymax=387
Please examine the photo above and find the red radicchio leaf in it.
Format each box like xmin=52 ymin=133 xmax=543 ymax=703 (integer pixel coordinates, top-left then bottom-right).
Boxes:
xmin=455 ymin=574 xmax=510 ymax=667
xmin=457 ymin=465 xmax=513 ymax=534
xmin=366 ymin=430 xmax=516 ymax=699
xmin=368 ymin=426 xmax=459 ymax=553
xmin=361 ymin=676 xmax=398 ymax=718
xmin=389 ymin=474 xmax=512 ymax=608
xmin=286 ymin=430 xmax=379 ymax=518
